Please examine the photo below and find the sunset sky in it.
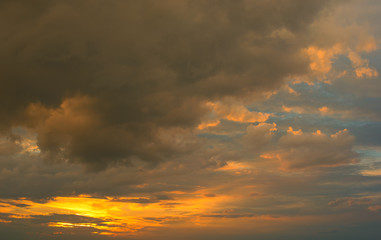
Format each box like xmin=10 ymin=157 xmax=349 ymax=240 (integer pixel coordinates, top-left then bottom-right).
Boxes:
xmin=1 ymin=0 xmax=381 ymax=239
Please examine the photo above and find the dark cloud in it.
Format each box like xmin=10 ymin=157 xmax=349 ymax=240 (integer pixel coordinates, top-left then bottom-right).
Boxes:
xmin=29 ymin=213 xmax=108 ymax=224
xmin=328 ymin=197 xmax=373 ymax=208
xmin=0 ymin=212 xmax=118 ymax=240
xmin=0 ymin=0 xmax=338 ymax=169
xmin=200 ymin=213 xmax=256 ymax=218
xmin=0 ymin=200 xmax=30 ymax=208
xmin=277 ymin=129 xmax=358 ymax=169
xmin=111 ymin=197 xmax=159 ymax=204
xmin=0 ymin=146 xmax=221 ymax=199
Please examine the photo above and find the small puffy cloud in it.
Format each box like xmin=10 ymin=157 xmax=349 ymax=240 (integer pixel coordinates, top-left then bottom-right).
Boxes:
xmin=281 ymin=104 xmax=356 ymax=120
xmin=304 ymin=44 xmax=344 ymax=74
xmin=354 ymin=67 xmax=379 ymax=78
xmin=282 ymin=105 xmax=306 ymax=114
xmin=300 ymin=12 xmax=379 ymax=82
xmin=348 ymin=51 xmax=378 ymax=78
xmin=215 ymin=161 xmax=253 ymax=176
xmin=198 ymin=101 xmax=270 ymax=129
xmin=286 ymin=126 xmax=303 ymax=136
xmin=304 ymin=44 xmax=378 ymax=79
xmin=213 ymin=102 xmax=270 ymax=123
xmin=318 ymin=106 xmax=354 ymax=119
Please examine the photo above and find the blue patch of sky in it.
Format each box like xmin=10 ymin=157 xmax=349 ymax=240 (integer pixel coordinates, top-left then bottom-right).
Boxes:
xmin=331 ymin=54 xmax=353 ymax=71
xmin=351 ymin=122 xmax=381 ymax=146
xmin=356 ymin=148 xmax=381 ymax=159
xmin=248 ymin=69 xmax=381 ymax=147
xmin=365 ymin=49 xmax=381 ymax=68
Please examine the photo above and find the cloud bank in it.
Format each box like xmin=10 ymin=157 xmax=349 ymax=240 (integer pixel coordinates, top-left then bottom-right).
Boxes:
xmin=0 ymin=0 xmax=339 ymax=169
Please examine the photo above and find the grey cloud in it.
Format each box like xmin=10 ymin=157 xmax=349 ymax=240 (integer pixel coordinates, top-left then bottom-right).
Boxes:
xmin=243 ymin=122 xmax=277 ymax=153
xmin=0 ymin=213 xmax=117 ymax=240
xmin=0 ymin=200 xmax=30 ymax=208
xmin=200 ymin=213 xmax=256 ymax=218
xmin=328 ymin=197 xmax=373 ymax=208
xmin=277 ymin=129 xmax=358 ymax=169
xmin=0 ymin=0 xmax=339 ymax=169
xmin=0 ymin=139 xmax=22 ymax=156
xmin=111 ymin=197 xmax=159 ymax=204
xmin=29 ymin=213 xmax=108 ymax=225
xmin=0 ymin=142 xmax=223 ymax=199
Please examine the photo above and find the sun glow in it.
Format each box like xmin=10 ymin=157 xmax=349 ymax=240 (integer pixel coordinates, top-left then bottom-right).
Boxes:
xmin=0 ymin=193 xmax=232 ymax=237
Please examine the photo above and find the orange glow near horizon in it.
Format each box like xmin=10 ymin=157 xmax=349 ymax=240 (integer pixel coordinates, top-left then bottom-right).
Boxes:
xmin=1 ymin=193 xmax=369 ymax=239
xmin=0 ymin=192 xmax=236 ymax=237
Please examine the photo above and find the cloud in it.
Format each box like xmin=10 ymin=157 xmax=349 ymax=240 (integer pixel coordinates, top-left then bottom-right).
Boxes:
xmin=198 ymin=101 xmax=270 ymax=130
xmin=0 ymin=0 xmax=341 ymax=169
xmin=347 ymin=51 xmax=378 ymax=78
xmin=368 ymin=205 xmax=381 ymax=212
xmin=213 ymin=102 xmax=270 ymax=123
xmin=328 ymin=197 xmax=373 ymax=208
xmin=302 ymin=42 xmax=378 ymax=81
xmin=304 ymin=44 xmax=344 ymax=74
xmin=241 ymin=124 xmax=358 ymax=171
xmin=243 ymin=123 xmax=277 ymax=153
xmin=361 ymin=168 xmax=381 ymax=176
xmin=0 ymin=137 xmax=22 ymax=156
xmin=2 ymin=2 xmax=381 ymax=238
xmin=266 ymin=129 xmax=358 ymax=170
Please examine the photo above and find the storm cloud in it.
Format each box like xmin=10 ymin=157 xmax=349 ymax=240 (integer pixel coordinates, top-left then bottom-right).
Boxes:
xmin=0 ymin=0 xmax=337 ymax=169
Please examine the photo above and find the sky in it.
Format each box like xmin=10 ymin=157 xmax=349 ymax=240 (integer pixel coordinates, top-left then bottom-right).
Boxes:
xmin=0 ymin=0 xmax=381 ymax=239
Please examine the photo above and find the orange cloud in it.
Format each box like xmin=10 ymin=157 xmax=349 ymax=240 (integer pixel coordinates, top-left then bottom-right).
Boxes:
xmin=304 ymin=44 xmax=344 ymax=74
xmin=356 ymin=36 xmax=378 ymax=53
xmin=304 ymin=37 xmax=378 ymax=81
xmin=212 ymin=102 xmax=269 ymax=123
xmin=348 ymin=51 xmax=378 ymax=78
xmin=368 ymin=205 xmax=381 ymax=212
xmin=215 ymin=161 xmax=253 ymax=175
xmin=361 ymin=168 xmax=381 ymax=176
xmin=197 ymin=120 xmax=221 ymax=130
xmin=287 ymin=127 xmax=303 ymax=136
xmin=198 ymin=101 xmax=270 ymax=130
xmin=281 ymin=105 xmax=355 ymax=120
xmin=355 ymin=67 xmax=378 ymax=78
xmin=0 ymin=193 xmax=234 ymax=237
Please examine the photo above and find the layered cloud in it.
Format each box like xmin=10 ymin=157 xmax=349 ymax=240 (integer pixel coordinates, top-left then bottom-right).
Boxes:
xmin=1 ymin=1 xmax=381 ymax=240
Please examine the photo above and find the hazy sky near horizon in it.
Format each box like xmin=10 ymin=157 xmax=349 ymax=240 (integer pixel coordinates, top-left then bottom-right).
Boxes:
xmin=1 ymin=0 xmax=381 ymax=239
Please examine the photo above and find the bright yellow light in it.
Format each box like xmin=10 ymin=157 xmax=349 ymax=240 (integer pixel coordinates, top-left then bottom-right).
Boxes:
xmin=0 ymin=192 xmax=232 ymax=237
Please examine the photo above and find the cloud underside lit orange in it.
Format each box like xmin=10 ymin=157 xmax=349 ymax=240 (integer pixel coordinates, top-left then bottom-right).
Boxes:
xmin=0 ymin=194 xmax=293 ymax=237
xmin=0 ymin=194 xmax=366 ymax=238
xmin=1 ymin=0 xmax=381 ymax=239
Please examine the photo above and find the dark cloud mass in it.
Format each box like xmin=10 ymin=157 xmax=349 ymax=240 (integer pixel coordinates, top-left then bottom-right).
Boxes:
xmin=0 ymin=0 xmax=335 ymax=169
